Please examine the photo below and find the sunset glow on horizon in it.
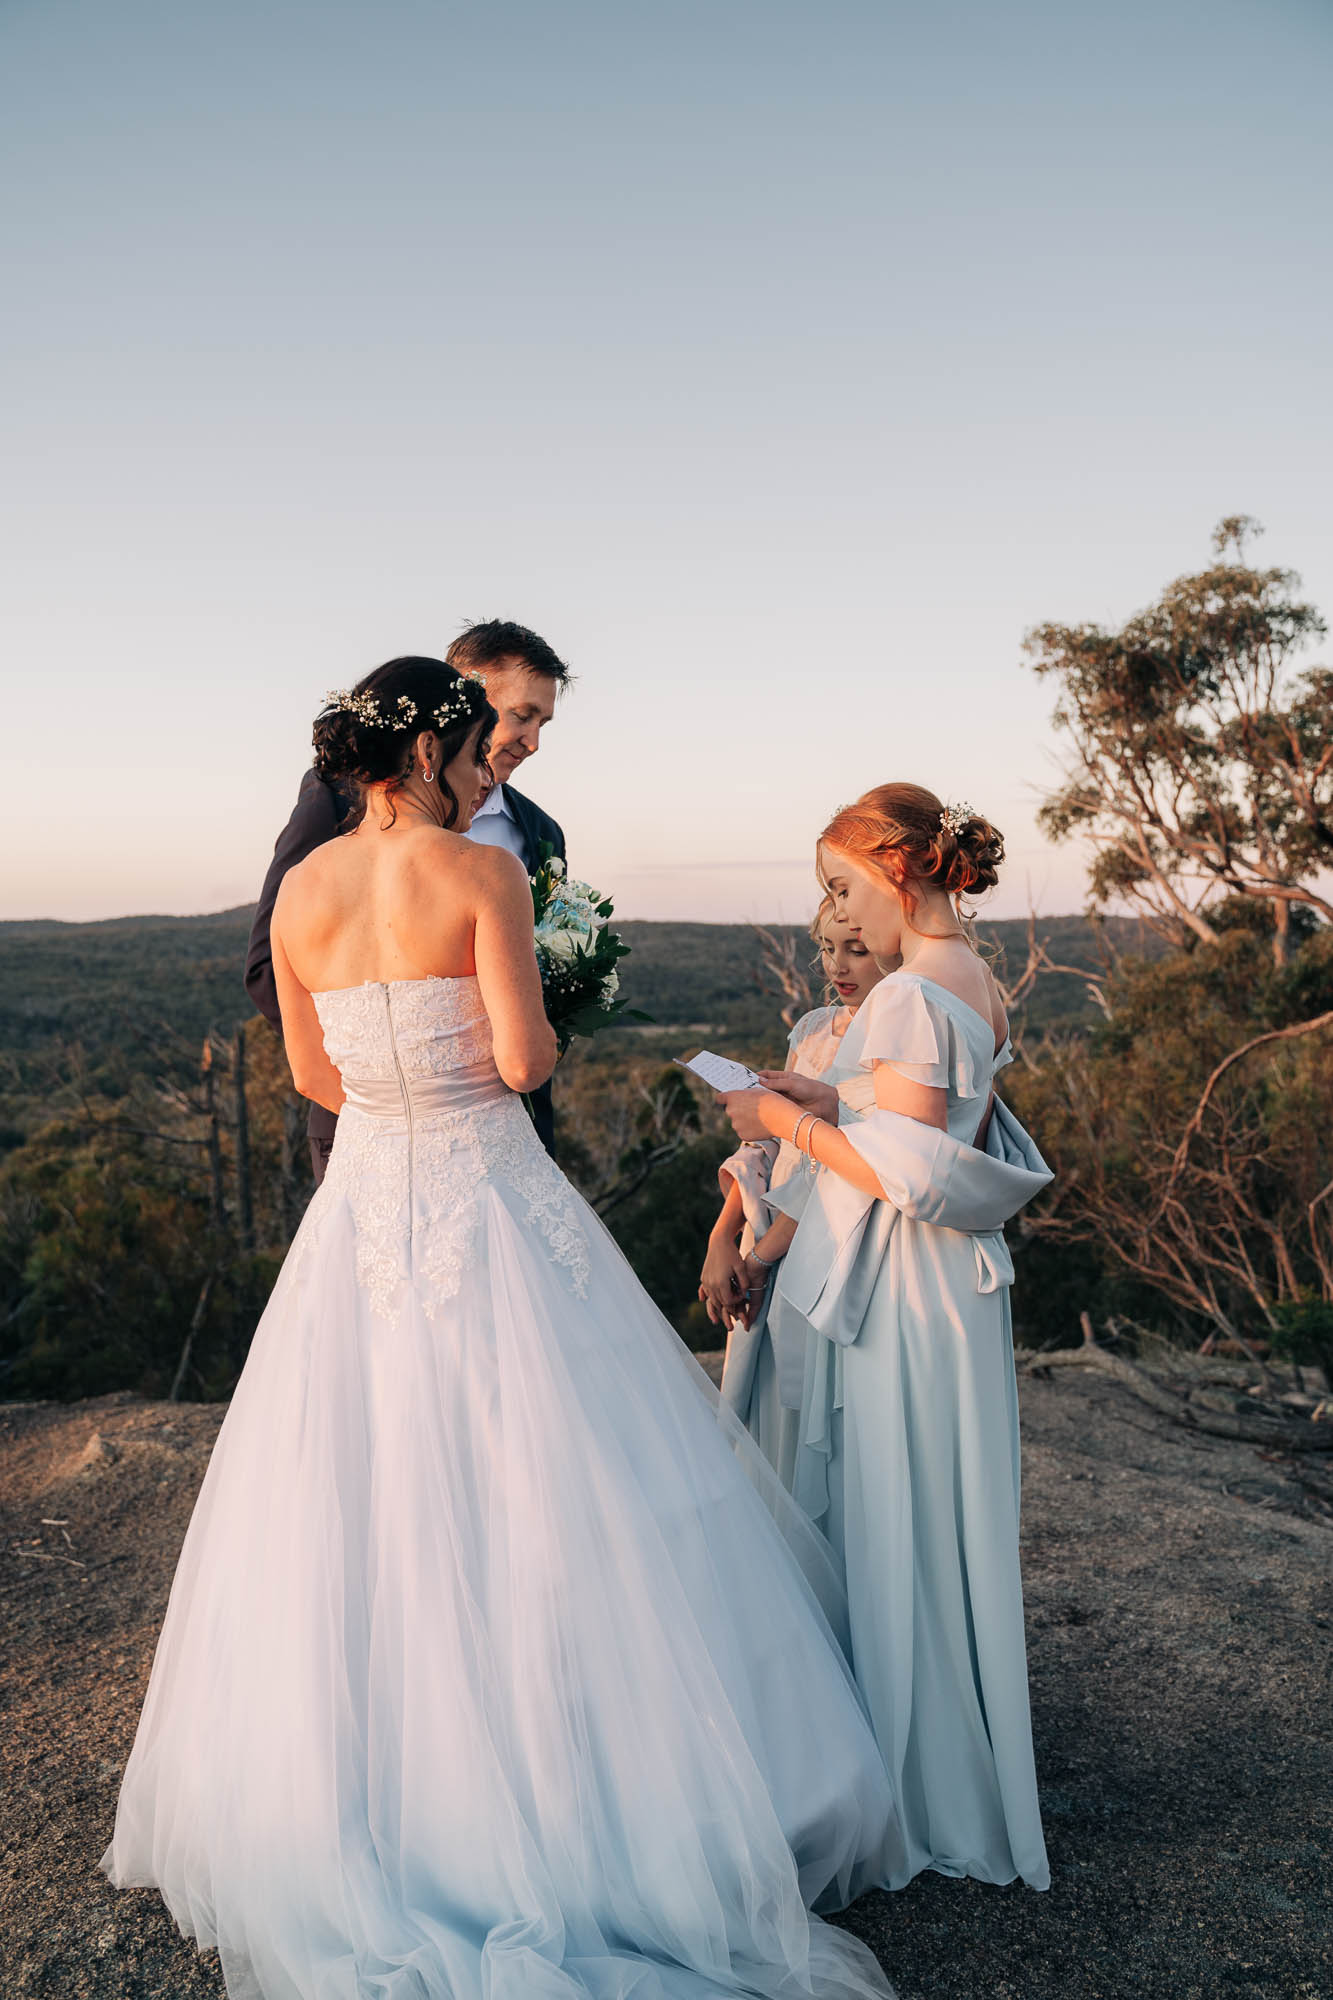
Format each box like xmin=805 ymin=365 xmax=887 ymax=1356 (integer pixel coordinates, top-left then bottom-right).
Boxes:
xmin=2 ymin=0 xmax=1329 ymax=929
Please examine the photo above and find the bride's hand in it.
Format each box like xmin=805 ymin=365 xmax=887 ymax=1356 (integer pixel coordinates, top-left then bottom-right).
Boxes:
xmin=755 ymin=1072 xmax=839 ymax=1127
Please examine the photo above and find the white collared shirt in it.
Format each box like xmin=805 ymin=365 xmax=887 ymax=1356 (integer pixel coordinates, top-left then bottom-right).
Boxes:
xmin=466 ymin=783 xmax=526 ymax=862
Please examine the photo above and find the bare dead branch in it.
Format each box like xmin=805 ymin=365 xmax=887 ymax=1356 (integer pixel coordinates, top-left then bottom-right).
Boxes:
xmin=750 ymin=924 xmax=815 ymax=1032
xmin=1156 ymin=1011 xmax=1333 ymax=1216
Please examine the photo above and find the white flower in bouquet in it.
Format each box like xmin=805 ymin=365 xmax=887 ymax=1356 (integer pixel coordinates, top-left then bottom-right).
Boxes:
xmin=538 ymin=925 xmax=583 ymax=965
xmin=537 ymin=908 xmax=589 ymax=955
xmin=527 ymin=841 xmax=644 ymax=1062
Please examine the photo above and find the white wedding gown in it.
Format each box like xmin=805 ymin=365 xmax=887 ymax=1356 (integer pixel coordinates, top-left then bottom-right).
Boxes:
xmin=102 ymin=977 xmax=898 ymax=2000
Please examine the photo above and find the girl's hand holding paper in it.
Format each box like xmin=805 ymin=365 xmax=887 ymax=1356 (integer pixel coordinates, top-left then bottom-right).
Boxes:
xmin=717 ymin=1087 xmax=790 ymax=1144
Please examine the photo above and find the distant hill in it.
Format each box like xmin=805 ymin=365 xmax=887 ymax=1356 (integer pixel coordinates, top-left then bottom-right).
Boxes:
xmin=0 ymin=909 xmax=262 ymax=1084
xmin=610 ymin=912 xmax=1160 ymax=1040
xmin=0 ymin=905 xmax=1160 ymax=1100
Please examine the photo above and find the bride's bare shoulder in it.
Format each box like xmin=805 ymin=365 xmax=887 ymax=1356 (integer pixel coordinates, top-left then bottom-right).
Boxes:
xmin=385 ymin=831 xmax=531 ymax=921
xmin=407 ymin=829 xmax=525 ymax=885
xmin=446 ymin=838 xmax=529 ymax=893
xmin=272 ymin=836 xmax=347 ymax=910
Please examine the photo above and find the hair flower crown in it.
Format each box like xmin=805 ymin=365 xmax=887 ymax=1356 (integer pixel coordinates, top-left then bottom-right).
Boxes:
xmin=320 ymin=675 xmax=487 ymax=732
xmin=940 ymin=800 xmax=976 ymax=835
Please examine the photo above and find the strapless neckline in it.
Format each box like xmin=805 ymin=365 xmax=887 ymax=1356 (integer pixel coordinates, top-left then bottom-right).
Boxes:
xmin=310 ymin=972 xmax=479 ymax=1001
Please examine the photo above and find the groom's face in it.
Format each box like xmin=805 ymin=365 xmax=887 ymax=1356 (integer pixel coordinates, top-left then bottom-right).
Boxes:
xmin=481 ymin=660 xmax=559 ymax=785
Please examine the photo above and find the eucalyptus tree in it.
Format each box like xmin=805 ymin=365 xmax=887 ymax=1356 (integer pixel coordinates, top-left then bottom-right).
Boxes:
xmin=1026 ymin=518 xmax=1332 ymax=964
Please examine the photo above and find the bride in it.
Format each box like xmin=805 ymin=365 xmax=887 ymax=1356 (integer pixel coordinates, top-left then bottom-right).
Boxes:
xmin=101 ymin=656 xmax=899 ymax=2000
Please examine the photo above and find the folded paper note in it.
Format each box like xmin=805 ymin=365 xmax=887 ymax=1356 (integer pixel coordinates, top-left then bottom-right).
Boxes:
xmin=673 ymin=1051 xmax=761 ymax=1093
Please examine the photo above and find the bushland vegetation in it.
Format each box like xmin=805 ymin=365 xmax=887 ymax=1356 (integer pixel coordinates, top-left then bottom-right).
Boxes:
xmin=1 ymin=521 xmax=1328 ymax=1404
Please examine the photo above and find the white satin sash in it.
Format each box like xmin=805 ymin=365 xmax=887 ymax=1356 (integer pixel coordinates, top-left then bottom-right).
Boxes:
xmin=341 ymin=1057 xmax=510 ymax=1119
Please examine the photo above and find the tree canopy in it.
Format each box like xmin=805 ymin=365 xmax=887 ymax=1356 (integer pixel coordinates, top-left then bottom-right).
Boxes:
xmin=1026 ymin=518 xmax=1332 ymax=962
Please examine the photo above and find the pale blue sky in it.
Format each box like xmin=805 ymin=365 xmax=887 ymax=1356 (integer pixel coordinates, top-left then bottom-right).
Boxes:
xmin=2 ymin=0 xmax=1330 ymax=923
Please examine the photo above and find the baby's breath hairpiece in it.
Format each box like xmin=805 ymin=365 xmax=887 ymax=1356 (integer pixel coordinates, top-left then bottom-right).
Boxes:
xmin=429 ymin=675 xmax=488 ymax=730
xmin=940 ymin=800 xmax=976 ymax=835
xmin=320 ymin=675 xmax=487 ymax=732
xmin=321 ymin=689 xmax=420 ymax=727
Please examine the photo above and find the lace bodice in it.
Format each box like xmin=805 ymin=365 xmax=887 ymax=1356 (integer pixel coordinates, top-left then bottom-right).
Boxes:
xmin=291 ymin=977 xmax=590 ymax=1318
xmin=314 ymin=975 xmax=497 ymax=1095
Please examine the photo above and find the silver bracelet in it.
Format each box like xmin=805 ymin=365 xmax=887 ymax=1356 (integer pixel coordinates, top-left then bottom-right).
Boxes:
xmin=749 ymin=1247 xmax=779 ymax=1270
xmin=791 ymin=1111 xmax=816 ymax=1154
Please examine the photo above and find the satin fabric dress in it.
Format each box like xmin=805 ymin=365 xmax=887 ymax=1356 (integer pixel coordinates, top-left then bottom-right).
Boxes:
xmin=101 ymin=976 xmax=900 ymax=2000
xmin=718 ymin=1004 xmax=850 ymax=1489
xmin=773 ymin=973 xmax=1051 ymax=1893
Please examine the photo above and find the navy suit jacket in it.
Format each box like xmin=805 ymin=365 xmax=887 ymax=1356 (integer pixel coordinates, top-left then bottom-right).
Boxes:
xmin=244 ymin=772 xmax=566 ymax=1157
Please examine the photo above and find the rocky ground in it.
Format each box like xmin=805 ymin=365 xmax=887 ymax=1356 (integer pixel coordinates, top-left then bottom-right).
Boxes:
xmin=1 ymin=1367 xmax=1329 ymax=2000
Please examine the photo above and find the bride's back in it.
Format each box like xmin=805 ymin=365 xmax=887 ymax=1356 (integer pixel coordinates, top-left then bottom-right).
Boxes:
xmin=276 ymin=822 xmax=493 ymax=995
xmin=269 ymin=660 xmax=556 ymax=1106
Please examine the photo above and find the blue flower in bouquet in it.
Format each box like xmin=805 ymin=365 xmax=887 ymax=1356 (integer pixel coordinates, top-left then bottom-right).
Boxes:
xmin=529 ymin=845 xmax=646 ymax=1054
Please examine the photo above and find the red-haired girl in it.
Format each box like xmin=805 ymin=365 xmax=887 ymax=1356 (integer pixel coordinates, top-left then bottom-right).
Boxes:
xmin=719 ymin=783 xmax=1050 ymax=1893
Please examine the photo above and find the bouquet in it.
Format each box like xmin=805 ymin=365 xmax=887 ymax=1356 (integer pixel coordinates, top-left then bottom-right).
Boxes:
xmin=530 ymin=844 xmax=645 ymax=1055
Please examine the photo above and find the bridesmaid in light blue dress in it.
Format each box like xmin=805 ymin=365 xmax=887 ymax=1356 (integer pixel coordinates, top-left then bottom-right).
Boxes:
xmin=717 ymin=782 xmax=1051 ymax=1894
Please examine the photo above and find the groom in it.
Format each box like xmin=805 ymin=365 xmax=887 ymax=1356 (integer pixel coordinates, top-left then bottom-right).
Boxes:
xmin=244 ymin=620 xmax=571 ymax=1177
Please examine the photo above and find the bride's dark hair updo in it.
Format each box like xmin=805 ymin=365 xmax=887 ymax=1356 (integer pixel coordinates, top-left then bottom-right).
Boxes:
xmin=312 ymin=656 xmax=497 ymax=830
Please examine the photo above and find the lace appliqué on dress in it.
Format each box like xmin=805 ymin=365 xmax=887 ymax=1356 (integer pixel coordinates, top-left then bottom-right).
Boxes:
xmin=412 ymin=1099 xmax=590 ymax=1313
xmin=292 ymin=979 xmax=591 ymax=1322
xmin=293 ymin=1100 xmax=590 ymax=1323
xmin=492 ymin=1105 xmax=592 ymax=1301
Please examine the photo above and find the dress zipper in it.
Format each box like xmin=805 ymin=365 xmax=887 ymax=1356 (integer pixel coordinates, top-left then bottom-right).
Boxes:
xmin=382 ymin=985 xmax=414 ymax=1250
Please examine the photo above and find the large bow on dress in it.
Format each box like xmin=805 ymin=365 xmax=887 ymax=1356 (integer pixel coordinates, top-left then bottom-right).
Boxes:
xmin=771 ymin=1097 xmax=1052 ymax=1348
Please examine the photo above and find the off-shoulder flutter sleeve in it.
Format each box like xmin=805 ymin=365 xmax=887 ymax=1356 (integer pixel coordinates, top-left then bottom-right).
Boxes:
xmin=853 ymin=978 xmax=985 ymax=1100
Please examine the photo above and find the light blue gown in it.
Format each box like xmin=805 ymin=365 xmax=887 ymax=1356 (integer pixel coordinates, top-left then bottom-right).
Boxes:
xmin=775 ymin=973 xmax=1051 ymax=1893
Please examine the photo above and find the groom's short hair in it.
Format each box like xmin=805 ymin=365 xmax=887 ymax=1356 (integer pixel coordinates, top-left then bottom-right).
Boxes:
xmin=447 ymin=621 xmax=572 ymax=687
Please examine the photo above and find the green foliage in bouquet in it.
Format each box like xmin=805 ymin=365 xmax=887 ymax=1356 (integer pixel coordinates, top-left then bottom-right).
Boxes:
xmin=530 ymin=843 xmax=649 ymax=1054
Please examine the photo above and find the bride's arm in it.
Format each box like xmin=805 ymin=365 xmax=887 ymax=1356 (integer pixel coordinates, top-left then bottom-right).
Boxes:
xmin=472 ymin=849 xmax=558 ymax=1095
xmin=271 ymin=913 xmax=346 ymax=1115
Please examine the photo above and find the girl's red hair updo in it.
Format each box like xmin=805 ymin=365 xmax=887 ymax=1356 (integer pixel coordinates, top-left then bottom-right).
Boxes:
xmin=819 ymin=783 xmax=1004 ymax=925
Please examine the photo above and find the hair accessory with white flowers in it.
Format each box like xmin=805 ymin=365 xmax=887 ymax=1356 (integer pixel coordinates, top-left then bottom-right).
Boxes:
xmin=320 ymin=675 xmax=488 ymax=732
xmin=429 ymin=674 xmax=489 ymax=729
xmin=940 ymin=799 xmax=976 ymax=835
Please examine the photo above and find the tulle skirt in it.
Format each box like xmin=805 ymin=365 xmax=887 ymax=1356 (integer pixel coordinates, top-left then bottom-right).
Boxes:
xmin=102 ymin=1140 xmax=898 ymax=2000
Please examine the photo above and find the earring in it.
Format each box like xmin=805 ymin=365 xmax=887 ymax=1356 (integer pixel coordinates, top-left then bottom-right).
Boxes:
xmin=422 ymin=765 xmax=434 ymax=784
